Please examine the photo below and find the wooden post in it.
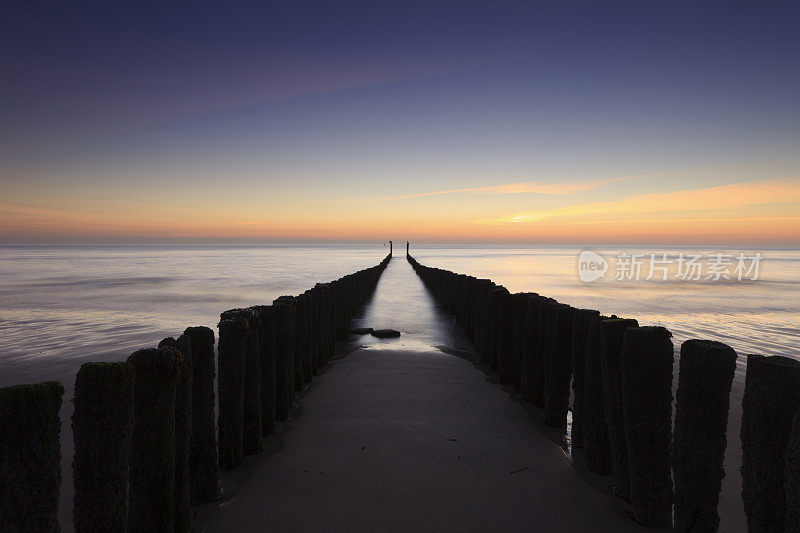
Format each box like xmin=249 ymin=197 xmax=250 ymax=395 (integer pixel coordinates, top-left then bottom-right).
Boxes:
xmin=0 ymin=381 xmax=64 ymax=532
xmin=672 ymin=340 xmax=737 ymax=532
xmin=601 ymin=317 xmax=639 ymax=500
xmin=183 ymin=326 xmax=219 ymax=505
xmin=73 ymin=362 xmax=134 ymax=532
xmin=785 ymin=406 xmax=800 ymax=531
xmin=128 ymin=347 xmax=179 ymax=531
xmin=520 ymin=295 xmax=543 ymax=402
xmin=158 ymin=335 xmax=193 ymax=532
xmin=543 ymin=304 xmax=575 ymax=430
xmin=582 ymin=315 xmax=612 ymax=474
xmin=620 ymin=326 xmax=674 ymax=527
xmin=741 ymin=354 xmax=800 ymax=531
xmin=217 ymin=317 xmax=247 ymax=469
xmin=570 ymin=308 xmax=600 ymax=449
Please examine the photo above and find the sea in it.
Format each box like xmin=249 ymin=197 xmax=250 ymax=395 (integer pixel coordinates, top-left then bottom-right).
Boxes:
xmin=1 ymin=243 xmax=797 ymax=531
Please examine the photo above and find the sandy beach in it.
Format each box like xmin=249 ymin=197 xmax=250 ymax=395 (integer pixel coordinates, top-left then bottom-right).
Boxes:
xmin=196 ymin=345 xmax=648 ymax=532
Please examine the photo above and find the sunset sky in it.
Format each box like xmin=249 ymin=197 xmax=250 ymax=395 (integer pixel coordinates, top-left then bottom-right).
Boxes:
xmin=2 ymin=2 xmax=799 ymax=244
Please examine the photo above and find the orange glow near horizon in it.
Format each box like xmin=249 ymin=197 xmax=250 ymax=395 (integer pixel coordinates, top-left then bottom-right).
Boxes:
xmin=2 ymin=175 xmax=799 ymax=245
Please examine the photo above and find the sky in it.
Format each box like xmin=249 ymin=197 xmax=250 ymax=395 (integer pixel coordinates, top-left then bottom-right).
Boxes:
xmin=1 ymin=1 xmax=799 ymax=244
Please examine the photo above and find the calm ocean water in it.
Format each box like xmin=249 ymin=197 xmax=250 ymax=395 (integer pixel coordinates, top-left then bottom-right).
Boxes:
xmin=0 ymin=244 xmax=796 ymax=531
xmin=2 ymin=244 xmax=796 ymax=384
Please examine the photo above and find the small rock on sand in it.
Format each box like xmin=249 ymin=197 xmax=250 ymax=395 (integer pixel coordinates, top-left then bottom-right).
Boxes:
xmin=371 ymin=329 xmax=401 ymax=338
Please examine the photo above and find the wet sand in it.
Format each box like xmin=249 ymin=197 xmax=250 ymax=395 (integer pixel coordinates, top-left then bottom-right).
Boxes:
xmin=195 ymin=345 xmax=647 ymax=532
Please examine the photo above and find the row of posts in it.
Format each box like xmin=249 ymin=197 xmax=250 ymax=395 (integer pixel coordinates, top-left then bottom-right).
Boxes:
xmin=0 ymin=253 xmax=391 ymax=532
xmin=406 ymin=252 xmax=800 ymax=532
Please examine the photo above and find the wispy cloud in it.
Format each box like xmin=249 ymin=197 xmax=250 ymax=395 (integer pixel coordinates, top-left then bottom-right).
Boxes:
xmin=478 ymin=177 xmax=800 ymax=224
xmin=356 ymin=174 xmax=641 ymax=203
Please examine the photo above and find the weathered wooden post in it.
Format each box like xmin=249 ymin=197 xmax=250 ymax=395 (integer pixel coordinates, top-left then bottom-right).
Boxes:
xmin=475 ymin=280 xmax=495 ymax=367
xmin=128 ymin=347 xmax=179 ymax=531
xmin=672 ymin=340 xmax=737 ymax=533
xmin=221 ymin=308 xmax=263 ymax=456
xmin=72 ymin=362 xmax=134 ymax=532
xmin=406 ymin=241 xmax=409 ymax=256
xmin=389 ymin=240 xmax=393 ymax=255
xmin=543 ymin=304 xmax=575 ymax=430
xmin=786 ymin=406 xmax=800 ymax=531
xmin=510 ymin=292 xmax=533 ymax=392
xmin=570 ymin=308 xmax=600 ymax=449
xmin=273 ymin=296 xmax=297 ymax=420
xmin=293 ymin=293 xmax=310 ymax=389
xmin=252 ymin=306 xmax=278 ymax=437
xmin=183 ymin=326 xmax=219 ymax=504
xmin=217 ymin=316 xmax=247 ymax=469
xmin=485 ymin=286 xmax=502 ymax=370
xmin=582 ymin=315 xmax=612 ymax=474
xmin=740 ymin=354 xmax=800 ymax=531
xmin=539 ymin=299 xmax=560 ymax=405
xmin=158 ymin=335 xmax=193 ymax=532
xmin=620 ymin=326 xmax=674 ymax=527
xmin=601 ymin=317 xmax=638 ymax=500
xmin=531 ymin=297 xmax=555 ymax=406
xmin=0 ymin=381 xmax=64 ymax=532
xmin=488 ymin=286 xmax=510 ymax=374
xmin=520 ymin=295 xmax=543 ymax=402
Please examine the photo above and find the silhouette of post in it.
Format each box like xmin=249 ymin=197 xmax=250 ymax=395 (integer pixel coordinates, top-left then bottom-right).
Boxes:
xmin=582 ymin=315 xmax=612 ymax=474
xmin=520 ymin=295 xmax=543 ymax=402
xmin=0 ymin=381 xmax=64 ymax=532
xmin=740 ymin=354 xmax=800 ymax=531
xmin=128 ymin=347 xmax=179 ymax=532
xmin=620 ymin=326 xmax=674 ymax=527
xmin=273 ymin=296 xmax=297 ymax=420
xmin=217 ymin=317 xmax=247 ymax=469
xmin=672 ymin=340 xmax=736 ymax=533
xmin=406 ymin=241 xmax=409 ymax=256
xmin=252 ymin=306 xmax=277 ymax=437
xmin=785 ymin=406 xmax=800 ymax=531
xmin=73 ymin=362 xmax=134 ymax=532
xmin=183 ymin=326 xmax=219 ymax=504
xmin=389 ymin=240 xmax=392 ymax=256
xmin=601 ymin=317 xmax=639 ymax=500
xmin=543 ymin=304 xmax=575 ymax=430
xmin=570 ymin=308 xmax=599 ymax=448
xmin=158 ymin=335 xmax=193 ymax=532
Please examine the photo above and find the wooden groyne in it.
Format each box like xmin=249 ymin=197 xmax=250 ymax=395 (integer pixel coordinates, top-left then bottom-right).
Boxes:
xmin=0 ymin=252 xmax=391 ymax=531
xmin=405 ymin=251 xmax=799 ymax=531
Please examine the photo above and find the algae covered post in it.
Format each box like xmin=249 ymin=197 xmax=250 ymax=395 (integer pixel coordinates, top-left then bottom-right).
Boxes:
xmin=183 ymin=325 xmax=219 ymax=504
xmin=672 ymin=340 xmax=737 ymax=533
xmin=158 ymin=334 xmax=193 ymax=533
xmin=620 ymin=326 xmax=674 ymax=528
xmin=0 ymin=381 xmax=64 ymax=532
xmin=740 ymin=354 xmax=800 ymax=531
xmin=217 ymin=316 xmax=248 ymax=470
xmin=127 ymin=347 xmax=180 ymax=532
xmin=570 ymin=308 xmax=600 ymax=449
xmin=72 ymin=362 xmax=135 ymax=532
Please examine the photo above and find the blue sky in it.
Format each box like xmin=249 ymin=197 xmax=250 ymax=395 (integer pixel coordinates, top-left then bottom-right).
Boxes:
xmin=2 ymin=1 xmax=799 ymax=243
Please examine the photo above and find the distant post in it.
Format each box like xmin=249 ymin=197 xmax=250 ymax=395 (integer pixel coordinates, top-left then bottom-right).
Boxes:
xmin=406 ymin=241 xmax=409 ymax=256
xmin=389 ymin=240 xmax=393 ymax=255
